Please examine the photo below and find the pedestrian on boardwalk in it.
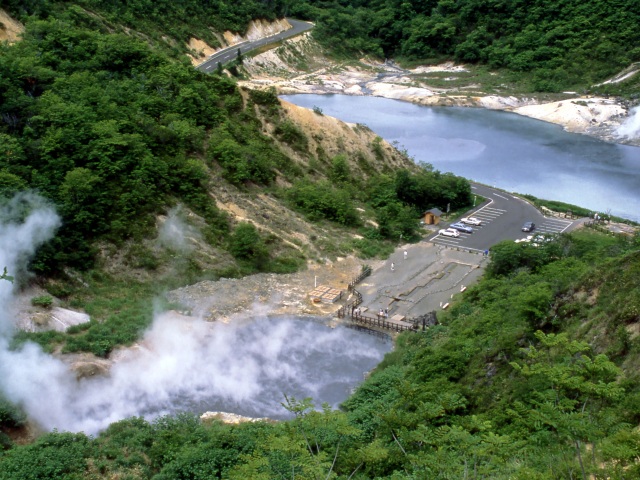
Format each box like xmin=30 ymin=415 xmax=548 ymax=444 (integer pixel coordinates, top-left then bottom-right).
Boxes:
xmin=384 ymin=308 xmax=388 ymax=318
xmin=391 ymin=262 xmax=395 ymax=271
xmin=403 ymin=250 xmax=407 ymax=260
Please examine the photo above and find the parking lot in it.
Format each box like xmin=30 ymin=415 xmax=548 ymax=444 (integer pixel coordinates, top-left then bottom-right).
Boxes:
xmin=427 ymin=184 xmax=580 ymax=251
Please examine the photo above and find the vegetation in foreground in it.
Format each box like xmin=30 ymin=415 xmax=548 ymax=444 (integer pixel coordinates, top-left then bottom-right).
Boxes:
xmin=2 ymin=228 xmax=640 ymax=479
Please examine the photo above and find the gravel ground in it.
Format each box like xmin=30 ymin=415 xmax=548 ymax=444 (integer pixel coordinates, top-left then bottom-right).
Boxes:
xmin=166 ymin=256 xmax=374 ymax=322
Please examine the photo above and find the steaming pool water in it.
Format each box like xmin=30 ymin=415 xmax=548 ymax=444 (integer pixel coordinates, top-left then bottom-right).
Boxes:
xmin=124 ymin=314 xmax=393 ymax=423
xmin=2 ymin=309 xmax=392 ymax=435
xmin=0 ymin=194 xmax=392 ymax=434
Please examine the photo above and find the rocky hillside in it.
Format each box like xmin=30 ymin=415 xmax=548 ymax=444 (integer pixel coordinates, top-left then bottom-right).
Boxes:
xmin=0 ymin=8 xmax=23 ymax=43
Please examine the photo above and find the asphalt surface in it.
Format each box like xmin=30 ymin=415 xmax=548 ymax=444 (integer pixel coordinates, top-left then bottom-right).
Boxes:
xmin=196 ymin=18 xmax=314 ymax=73
xmin=353 ymin=184 xmax=586 ymax=322
xmin=355 ymin=243 xmax=487 ymax=322
xmin=427 ymin=183 xmax=580 ymax=251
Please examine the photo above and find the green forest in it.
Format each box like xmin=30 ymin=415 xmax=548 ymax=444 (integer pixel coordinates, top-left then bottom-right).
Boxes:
xmin=1 ymin=0 xmax=640 ymax=478
xmin=2 ymin=230 xmax=640 ymax=479
xmin=290 ymin=0 xmax=640 ymax=92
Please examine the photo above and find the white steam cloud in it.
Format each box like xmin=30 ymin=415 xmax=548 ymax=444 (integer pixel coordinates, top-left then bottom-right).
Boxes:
xmin=0 ymin=196 xmax=389 ymax=435
xmin=157 ymin=206 xmax=200 ymax=251
xmin=0 ymin=193 xmax=60 ymax=336
xmin=617 ymin=106 xmax=640 ymax=139
xmin=2 ymin=311 xmax=388 ymax=436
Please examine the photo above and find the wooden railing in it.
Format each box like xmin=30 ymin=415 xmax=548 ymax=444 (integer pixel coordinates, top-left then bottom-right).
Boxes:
xmin=336 ymin=265 xmax=369 ymax=319
xmin=348 ymin=265 xmax=371 ymax=292
xmin=348 ymin=311 xmax=417 ymax=332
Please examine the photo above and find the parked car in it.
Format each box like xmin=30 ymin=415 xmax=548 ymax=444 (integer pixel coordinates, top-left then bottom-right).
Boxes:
xmin=449 ymin=222 xmax=473 ymax=233
xmin=438 ymin=228 xmax=460 ymax=238
xmin=522 ymin=221 xmax=535 ymax=232
xmin=461 ymin=217 xmax=482 ymax=225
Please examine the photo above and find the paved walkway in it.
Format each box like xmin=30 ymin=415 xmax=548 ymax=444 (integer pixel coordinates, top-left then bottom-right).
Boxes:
xmin=353 ymin=242 xmax=488 ymax=321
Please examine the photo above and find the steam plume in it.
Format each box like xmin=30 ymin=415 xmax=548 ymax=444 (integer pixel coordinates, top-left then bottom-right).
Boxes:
xmin=0 ymin=193 xmax=60 ymax=336
xmin=617 ymin=106 xmax=640 ymax=139
xmin=158 ymin=206 xmax=199 ymax=251
xmin=0 ymin=195 xmax=389 ymax=435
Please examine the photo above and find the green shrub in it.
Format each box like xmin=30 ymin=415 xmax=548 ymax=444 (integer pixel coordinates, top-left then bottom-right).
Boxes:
xmin=286 ymin=180 xmax=361 ymax=226
xmin=0 ymin=395 xmax=26 ymax=429
xmin=248 ymin=87 xmax=280 ymax=106
xmin=0 ymin=431 xmax=91 ymax=480
xmin=30 ymin=295 xmax=54 ymax=308
xmin=274 ymin=120 xmax=308 ymax=152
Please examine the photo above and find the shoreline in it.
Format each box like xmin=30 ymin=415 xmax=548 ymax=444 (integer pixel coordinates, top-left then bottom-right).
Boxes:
xmin=241 ymin=58 xmax=640 ymax=148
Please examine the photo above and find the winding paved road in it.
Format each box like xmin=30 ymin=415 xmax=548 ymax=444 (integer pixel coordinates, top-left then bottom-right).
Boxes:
xmin=196 ymin=18 xmax=314 ymax=73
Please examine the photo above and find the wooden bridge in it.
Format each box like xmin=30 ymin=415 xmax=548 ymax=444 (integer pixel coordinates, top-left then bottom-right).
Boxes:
xmin=344 ymin=309 xmax=417 ymax=332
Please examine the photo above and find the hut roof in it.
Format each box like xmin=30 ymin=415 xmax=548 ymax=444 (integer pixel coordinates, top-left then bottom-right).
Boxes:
xmin=424 ymin=208 xmax=443 ymax=216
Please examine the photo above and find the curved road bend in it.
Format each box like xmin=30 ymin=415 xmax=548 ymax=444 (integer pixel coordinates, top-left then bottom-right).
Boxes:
xmin=427 ymin=183 xmax=582 ymax=252
xmin=196 ymin=18 xmax=314 ymax=73
xmin=356 ymin=184 xmax=584 ymax=320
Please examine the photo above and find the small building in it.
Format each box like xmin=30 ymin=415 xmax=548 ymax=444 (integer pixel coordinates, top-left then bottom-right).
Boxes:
xmin=423 ymin=208 xmax=443 ymax=225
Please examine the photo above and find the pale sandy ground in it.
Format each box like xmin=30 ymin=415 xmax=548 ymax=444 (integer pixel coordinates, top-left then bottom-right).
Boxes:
xmin=0 ymin=8 xmax=24 ymax=43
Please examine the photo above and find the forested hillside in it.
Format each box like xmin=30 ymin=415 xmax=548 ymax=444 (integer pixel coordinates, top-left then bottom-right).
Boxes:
xmin=0 ymin=4 xmax=472 ymax=358
xmin=290 ymin=0 xmax=640 ymax=92
xmin=0 ymin=3 xmax=471 ymax=274
xmin=2 ymin=228 xmax=639 ymax=478
xmin=2 ymin=1 xmax=640 ymax=478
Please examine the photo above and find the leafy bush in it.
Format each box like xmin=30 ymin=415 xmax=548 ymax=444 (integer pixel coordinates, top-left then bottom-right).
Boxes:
xmin=30 ymin=295 xmax=53 ymax=308
xmin=0 ymin=431 xmax=91 ymax=480
xmin=0 ymin=395 xmax=26 ymax=429
xmin=286 ymin=180 xmax=361 ymax=226
xmin=274 ymin=120 xmax=308 ymax=152
xmin=248 ymin=87 xmax=280 ymax=106
xmin=228 ymin=222 xmax=269 ymax=271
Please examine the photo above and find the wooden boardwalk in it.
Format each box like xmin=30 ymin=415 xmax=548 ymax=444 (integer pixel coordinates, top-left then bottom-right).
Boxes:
xmin=348 ymin=311 xmax=417 ymax=332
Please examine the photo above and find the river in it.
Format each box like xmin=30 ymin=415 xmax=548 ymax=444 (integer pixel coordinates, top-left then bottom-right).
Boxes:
xmin=281 ymin=94 xmax=640 ymax=222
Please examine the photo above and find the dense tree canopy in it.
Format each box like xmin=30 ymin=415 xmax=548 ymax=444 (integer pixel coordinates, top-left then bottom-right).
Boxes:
xmin=291 ymin=0 xmax=640 ymax=91
xmin=0 ymin=15 xmax=242 ymax=270
xmin=2 ymin=230 xmax=639 ymax=478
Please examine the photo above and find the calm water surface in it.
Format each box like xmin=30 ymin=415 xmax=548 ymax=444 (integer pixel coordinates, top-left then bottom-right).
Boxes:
xmin=282 ymin=94 xmax=640 ymax=222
